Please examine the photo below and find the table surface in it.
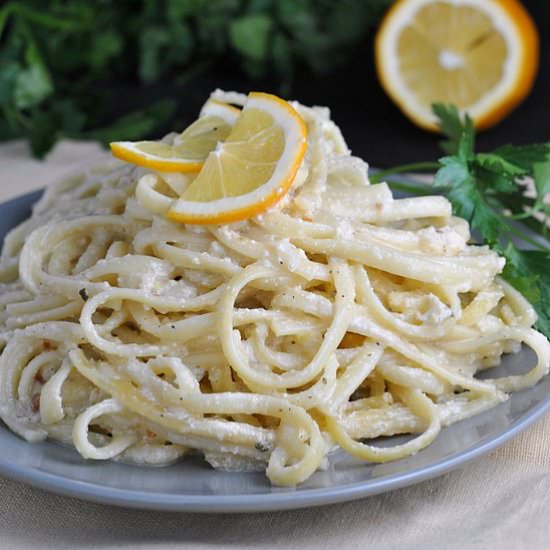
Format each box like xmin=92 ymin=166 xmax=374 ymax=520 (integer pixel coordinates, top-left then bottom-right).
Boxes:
xmin=0 ymin=140 xmax=549 ymax=550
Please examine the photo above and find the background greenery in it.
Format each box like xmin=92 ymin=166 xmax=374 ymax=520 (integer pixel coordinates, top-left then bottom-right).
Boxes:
xmin=0 ymin=0 xmax=392 ymax=157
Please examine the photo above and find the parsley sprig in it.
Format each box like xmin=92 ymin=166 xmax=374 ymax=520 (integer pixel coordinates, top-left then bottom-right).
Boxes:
xmin=371 ymin=105 xmax=550 ymax=338
xmin=0 ymin=0 xmax=392 ymax=157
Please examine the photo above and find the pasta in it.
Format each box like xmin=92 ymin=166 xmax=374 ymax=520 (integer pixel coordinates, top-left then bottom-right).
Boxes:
xmin=0 ymin=90 xmax=548 ymax=486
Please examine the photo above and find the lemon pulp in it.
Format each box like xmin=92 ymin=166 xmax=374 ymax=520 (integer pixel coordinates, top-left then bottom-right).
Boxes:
xmin=180 ymin=109 xmax=284 ymax=202
xmin=397 ymin=3 xmax=508 ymax=108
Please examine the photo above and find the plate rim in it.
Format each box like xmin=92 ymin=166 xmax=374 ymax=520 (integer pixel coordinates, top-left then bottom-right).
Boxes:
xmin=0 ymin=189 xmax=549 ymax=513
xmin=0 ymin=393 xmax=548 ymax=513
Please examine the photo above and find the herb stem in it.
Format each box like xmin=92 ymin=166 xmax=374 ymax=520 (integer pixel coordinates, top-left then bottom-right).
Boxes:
xmin=505 ymin=224 xmax=550 ymax=252
xmin=509 ymin=206 xmax=543 ymax=220
xmin=385 ymin=179 xmax=433 ymax=196
xmin=499 ymin=195 xmax=550 ymax=237
xmin=371 ymin=162 xmax=440 ymax=183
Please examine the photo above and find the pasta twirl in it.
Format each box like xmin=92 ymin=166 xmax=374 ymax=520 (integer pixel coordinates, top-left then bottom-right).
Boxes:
xmin=0 ymin=90 xmax=548 ymax=486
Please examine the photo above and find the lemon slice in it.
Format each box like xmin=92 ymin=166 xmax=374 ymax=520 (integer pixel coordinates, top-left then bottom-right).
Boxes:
xmin=110 ymin=99 xmax=240 ymax=172
xmin=167 ymin=92 xmax=307 ymax=225
xmin=375 ymin=0 xmax=539 ymax=130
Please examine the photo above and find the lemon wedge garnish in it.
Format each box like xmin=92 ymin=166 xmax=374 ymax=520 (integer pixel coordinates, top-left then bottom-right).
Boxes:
xmin=167 ymin=92 xmax=307 ymax=225
xmin=109 ymin=99 xmax=240 ymax=172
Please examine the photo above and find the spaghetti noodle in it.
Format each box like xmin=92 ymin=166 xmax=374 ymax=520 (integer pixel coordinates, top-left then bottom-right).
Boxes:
xmin=0 ymin=90 xmax=548 ymax=486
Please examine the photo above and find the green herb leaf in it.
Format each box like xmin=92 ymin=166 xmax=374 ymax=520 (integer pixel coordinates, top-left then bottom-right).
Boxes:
xmin=533 ymin=157 xmax=550 ymax=201
xmin=447 ymin=175 xmax=503 ymax=244
xmin=139 ymin=26 xmax=171 ymax=83
xmin=14 ymin=64 xmax=53 ymax=108
xmin=499 ymin=244 xmax=539 ymax=303
xmin=14 ymin=43 xmax=53 ymax=109
xmin=492 ymin=144 xmax=550 ymax=171
xmin=51 ymin=99 xmax=86 ymax=135
xmin=475 ymin=168 xmax=518 ymax=194
xmin=520 ymin=252 xmax=550 ymax=337
xmin=230 ymin=14 xmax=273 ymax=62
xmin=431 ymin=103 xmax=474 ymax=156
xmin=89 ymin=30 xmax=123 ymax=72
xmin=85 ymin=99 xmax=176 ymax=144
xmin=433 ymin=156 xmax=469 ymax=188
xmin=500 ymin=246 xmax=550 ymax=336
xmin=475 ymin=153 xmax=526 ymax=178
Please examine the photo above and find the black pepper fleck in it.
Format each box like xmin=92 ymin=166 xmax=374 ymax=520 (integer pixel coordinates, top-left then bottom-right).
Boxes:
xmin=78 ymin=288 xmax=88 ymax=302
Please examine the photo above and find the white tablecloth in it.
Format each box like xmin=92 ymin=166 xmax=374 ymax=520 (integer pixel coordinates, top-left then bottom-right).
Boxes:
xmin=0 ymin=140 xmax=549 ymax=550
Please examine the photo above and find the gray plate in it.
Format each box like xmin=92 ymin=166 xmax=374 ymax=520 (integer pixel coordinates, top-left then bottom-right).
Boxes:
xmin=1 ymin=190 xmax=549 ymax=513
